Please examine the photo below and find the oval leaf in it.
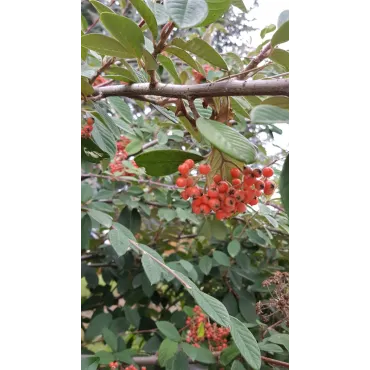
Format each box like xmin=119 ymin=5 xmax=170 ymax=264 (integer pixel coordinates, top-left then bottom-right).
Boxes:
xmin=165 ymin=46 xmax=205 ymax=74
xmin=156 ymin=321 xmax=181 ymax=342
xmin=158 ymin=338 xmax=178 ymax=367
xmin=199 ymin=0 xmax=231 ymax=27
xmin=135 ymin=149 xmax=204 ymax=176
xmin=164 ymin=0 xmax=209 ymax=28
xmin=81 ymin=34 xmax=130 ymax=59
xmin=269 ymin=48 xmax=289 ymax=71
xmin=87 ymin=209 xmax=113 ymax=228
xmin=100 ymin=13 xmax=144 ymax=58
xmin=227 ymin=240 xmax=241 ymax=257
xmin=81 ymin=138 xmax=110 ymax=163
xmin=90 ymin=0 xmax=114 ymax=14
xmin=250 ymin=105 xmax=289 ymax=124
xmin=142 ymin=253 xmax=162 ymax=285
xmin=279 ymin=154 xmax=289 ymax=215
xmin=271 ymin=20 xmax=289 ymax=47
xmin=130 ymin=0 xmax=158 ymax=38
xmin=185 ymin=38 xmax=228 ymax=70
xmin=196 ymin=117 xmax=258 ymax=164
xmin=158 ymin=54 xmax=181 ymax=84
xmin=230 ymin=316 xmax=261 ymax=370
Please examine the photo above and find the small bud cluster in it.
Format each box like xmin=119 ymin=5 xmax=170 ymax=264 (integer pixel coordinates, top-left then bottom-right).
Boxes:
xmin=109 ymin=135 xmax=138 ymax=176
xmin=81 ymin=117 xmax=95 ymax=139
xmin=92 ymin=75 xmax=108 ymax=86
xmin=175 ymin=160 xmax=276 ymax=219
xmin=185 ymin=305 xmax=230 ymax=352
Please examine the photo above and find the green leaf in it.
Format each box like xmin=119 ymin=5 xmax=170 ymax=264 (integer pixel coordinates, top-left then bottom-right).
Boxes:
xmin=231 ymin=0 xmax=247 ymax=12
xmin=96 ymin=351 xmax=115 ymax=364
xmin=81 ymin=215 xmax=92 ymax=250
xmin=261 ymin=96 xmax=289 ymax=109
xmin=142 ymin=253 xmax=162 ymax=284
xmin=199 ymin=0 xmax=231 ymax=27
xmin=81 ymin=183 xmax=93 ymax=203
xmin=81 ymin=34 xmax=130 ymax=59
xmin=271 ymin=20 xmax=289 ymax=47
xmin=250 ymin=105 xmax=289 ymax=124
xmin=130 ymin=0 xmax=158 ymax=38
xmin=105 ymin=66 xmax=138 ymax=83
xmin=279 ymin=155 xmax=289 ymax=215
xmin=158 ymin=338 xmax=178 ymax=367
xmin=91 ymin=117 xmax=117 ymax=158
xmin=108 ymin=96 xmax=133 ymax=123
xmin=184 ymin=345 xmax=216 ymax=364
xmin=115 ymin=350 xmax=135 ymax=363
xmin=199 ymin=255 xmax=213 ymax=275
xmin=87 ymin=209 xmax=113 ymax=228
xmin=146 ymin=1 xmax=169 ymax=25
xmin=269 ymin=48 xmax=289 ymax=71
xmin=245 ymin=229 xmax=266 ymax=246
xmin=165 ymin=46 xmax=205 ymax=74
xmin=266 ymin=333 xmax=289 ymax=351
xmin=81 ymin=76 xmax=94 ymax=96
xmin=123 ymin=306 xmax=141 ymax=328
xmin=109 ymin=228 xmax=130 ymax=257
xmin=81 ymin=15 xmax=89 ymax=31
xmin=135 ymin=149 xmax=204 ymax=176
xmin=238 ymin=297 xmax=258 ymax=323
xmin=164 ymin=0 xmax=208 ymax=28
xmin=194 ymin=99 xmax=212 ymax=119
xmin=277 ymin=10 xmax=289 ymax=28
xmin=196 ymin=117 xmax=258 ymax=164
xmin=93 ymin=104 xmax=120 ymax=139
xmin=230 ymin=316 xmax=261 ymax=370
xmin=231 ymin=360 xmax=246 ymax=370
xmin=81 ymin=356 xmax=99 ymax=370
xmin=171 ymin=351 xmax=189 ymax=369
xmin=118 ymin=207 xmax=142 ymax=234
xmin=220 ymin=343 xmax=240 ymax=365
xmin=227 ymin=240 xmax=241 ymax=257
xmin=260 ymin=24 xmax=276 ymax=39
xmin=213 ymin=251 xmax=231 ymax=267
xmin=85 ymin=313 xmax=113 ymax=342
xmin=126 ymin=139 xmax=143 ymax=155
xmin=156 ymin=321 xmax=181 ymax=342
xmin=82 ymin=138 xmax=110 ymax=163
xmin=185 ymin=38 xmax=228 ymax=70
xmin=100 ymin=13 xmax=144 ymax=58
xmin=258 ymin=343 xmax=283 ymax=353
xmin=230 ymin=97 xmax=251 ymax=117
xmin=143 ymin=48 xmax=159 ymax=70
xmin=102 ymin=328 xmax=117 ymax=351
xmin=192 ymin=290 xmax=231 ymax=327
xmin=90 ymin=0 xmax=114 ymax=14
xmin=158 ymin=54 xmax=181 ymax=84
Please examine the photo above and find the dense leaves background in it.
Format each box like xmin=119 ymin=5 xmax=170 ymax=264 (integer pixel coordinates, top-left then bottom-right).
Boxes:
xmin=81 ymin=1 xmax=289 ymax=369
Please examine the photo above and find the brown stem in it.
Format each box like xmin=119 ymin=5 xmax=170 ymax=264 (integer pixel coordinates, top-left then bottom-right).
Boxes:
xmin=89 ymin=57 xmax=116 ymax=85
xmin=153 ymin=22 xmax=175 ymax=59
xmin=261 ymin=356 xmax=289 ymax=368
xmin=93 ymin=79 xmax=289 ymax=99
xmin=188 ymin=99 xmax=200 ymax=119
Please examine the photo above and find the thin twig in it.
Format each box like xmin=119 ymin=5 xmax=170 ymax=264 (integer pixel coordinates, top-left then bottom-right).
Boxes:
xmin=215 ymin=62 xmax=273 ymax=83
xmin=188 ymin=99 xmax=200 ymax=119
xmin=263 ymin=72 xmax=289 ymax=80
xmin=261 ymin=356 xmax=289 ymax=368
xmin=89 ymin=57 xmax=116 ymax=85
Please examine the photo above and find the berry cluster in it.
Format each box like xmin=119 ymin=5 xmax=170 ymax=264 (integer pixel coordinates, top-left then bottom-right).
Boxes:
xmin=185 ymin=306 xmax=230 ymax=352
xmin=92 ymin=75 xmax=108 ymax=87
xmin=109 ymin=135 xmax=138 ymax=176
xmin=175 ymin=160 xmax=276 ymax=220
xmin=192 ymin=64 xmax=215 ymax=83
xmin=109 ymin=363 xmax=146 ymax=370
xmin=81 ymin=117 xmax=95 ymax=139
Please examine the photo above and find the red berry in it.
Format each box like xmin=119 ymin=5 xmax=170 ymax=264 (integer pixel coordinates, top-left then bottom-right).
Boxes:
xmin=264 ymin=181 xmax=276 ymax=195
xmin=218 ymin=192 xmax=226 ymax=201
xmin=243 ymin=166 xmax=253 ymax=176
xmin=236 ymin=202 xmax=246 ymax=213
xmin=230 ymin=168 xmax=241 ymax=178
xmin=216 ymin=210 xmax=226 ymax=220
xmin=86 ymin=117 xmax=95 ymax=126
xmin=178 ymin=163 xmax=190 ymax=176
xmin=192 ymin=204 xmax=201 ymax=214
xmin=244 ymin=176 xmax=256 ymax=186
xmin=249 ymin=197 xmax=258 ymax=206
xmin=232 ymin=178 xmax=242 ymax=188
xmin=185 ymin=159 xmax=195 ymax=168
xmin=254 ymin=179 xmax=265 ymax=190
xmin=200 ymin=195 xmax=210 ymax=204
xmin=193 ymin=197 xmax=202 ymax=206
xmin=176 ymin=177 xmax=187 ymax=187
xmin=181 ymin=190 xmax=189 ymax=200
xmin=208 ymin=187 xmax=219 ymax=198
xmin=224 ymin=197 xmax=235 ymax=207
xmin=213 ymin=174 xmax=222 ymax=183
xmin=218 ymin=181 xmax=229 ymax=193
xmin=252 ymin=168 xmax=262 ymax=178
xmin=235 ymin=190 xmax=245 ymax=202
xmin=255 ymin=190 xmax=263 ymax=197
xmin=199 ymin=164 xmax=211 ymax=175
xmin=200 ymin=204 xmax=211 ymax=214
xmin=262 ymin=167 xmax=274 ymax=177
xmin=186 ymin=177 xmax=194 ymax=187
xmin=209 ymin=198 xmax=221 ymax=211
xmin=188 ymin=186 xmax=201 ymax=198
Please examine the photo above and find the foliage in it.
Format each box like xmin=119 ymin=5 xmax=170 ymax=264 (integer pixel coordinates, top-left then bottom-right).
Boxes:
xmin=81 ymin=1 xmax=289 ymax=370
